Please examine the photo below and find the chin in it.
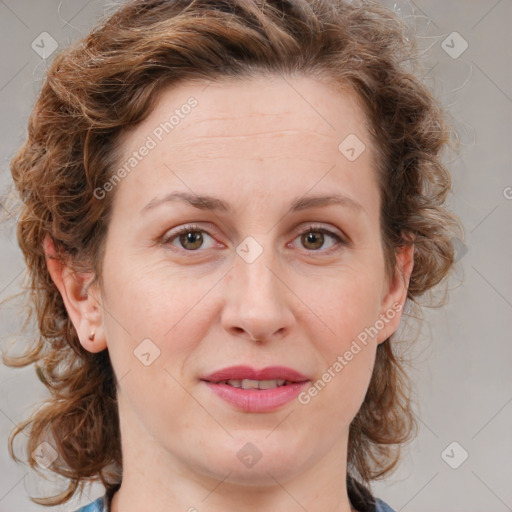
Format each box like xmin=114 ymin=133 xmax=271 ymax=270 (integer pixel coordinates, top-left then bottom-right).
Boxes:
xmin=208 ymin=460 xmax=305 ymax=488
xmin=191 ymin=434 xmax=310 ymax=486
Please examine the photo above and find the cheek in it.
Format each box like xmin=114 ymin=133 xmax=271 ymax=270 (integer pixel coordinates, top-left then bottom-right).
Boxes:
xmin=300 ymin=308 xmax=377 ymax=430
xmin=100 ymin=255 xmax=220 ymax=366
xmin=307 ymin=272 xmax=384 ymax=344
xmin=302 ymin=273 xmax=382 ymax=408
xmin=297 ymin=344 xmax=376 ymax=445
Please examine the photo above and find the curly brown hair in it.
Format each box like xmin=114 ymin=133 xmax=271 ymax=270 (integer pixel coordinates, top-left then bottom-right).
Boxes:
xmin=2 ymin=0 xmax=464 ymax=507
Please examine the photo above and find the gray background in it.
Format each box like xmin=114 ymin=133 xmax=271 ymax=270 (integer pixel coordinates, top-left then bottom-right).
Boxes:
xmin=0 ymin=1 xmax=511 ymax=511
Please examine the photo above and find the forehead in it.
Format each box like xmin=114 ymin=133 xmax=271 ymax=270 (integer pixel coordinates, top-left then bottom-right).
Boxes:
xmin=122 ymin=74 xmax=371 ymax=158
xmin=112 ymin=74 xmax=380 ymax=219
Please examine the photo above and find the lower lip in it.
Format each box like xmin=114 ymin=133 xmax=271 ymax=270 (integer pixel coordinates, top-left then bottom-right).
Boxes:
xmin=203 ymin=381 xmax=310 ymax=412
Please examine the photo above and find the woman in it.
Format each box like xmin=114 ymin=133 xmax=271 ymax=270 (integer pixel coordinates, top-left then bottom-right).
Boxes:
xmin=3 ymin=1 xmax=463 ymax=511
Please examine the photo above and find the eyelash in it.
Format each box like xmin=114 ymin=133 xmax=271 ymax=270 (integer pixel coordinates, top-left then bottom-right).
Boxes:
xmin=160 ymin=223 xmax=347 ymax=256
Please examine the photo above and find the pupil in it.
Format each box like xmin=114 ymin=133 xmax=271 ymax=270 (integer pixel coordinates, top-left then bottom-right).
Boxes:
xmin=304 ymin=231 xmax=323 ymax=250
xmin=181 ymin=231 xmax=202 ymax=249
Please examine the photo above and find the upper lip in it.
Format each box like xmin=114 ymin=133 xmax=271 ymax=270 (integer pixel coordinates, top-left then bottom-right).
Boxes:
xmin=201 ymin=365 xmax=310 ymax=383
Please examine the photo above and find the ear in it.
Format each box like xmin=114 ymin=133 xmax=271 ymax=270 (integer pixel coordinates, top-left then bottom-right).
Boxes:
xmin=43 ymin=234 xmax=106 ymax=353
xmin=376 ymin=243 xmax=414 ymax=344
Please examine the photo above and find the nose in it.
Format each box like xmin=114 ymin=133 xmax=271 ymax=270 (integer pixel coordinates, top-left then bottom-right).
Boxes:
xmin=220 ymin=244 xmax=295 ymax=343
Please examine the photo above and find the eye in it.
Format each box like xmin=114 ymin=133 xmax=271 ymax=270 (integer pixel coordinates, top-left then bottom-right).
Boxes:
xmin=161 ymin=223 xmax=346 ymax=255
xmin=291 ymin=225 xmax=346 ymax=253
xmin=162 ymin=224 xmax=217 ymax=252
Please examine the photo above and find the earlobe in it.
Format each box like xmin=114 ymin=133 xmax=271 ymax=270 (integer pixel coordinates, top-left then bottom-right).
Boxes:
xmin=43 ymin=234 xmax=106 ymax=353
xmin=376 ymin=244 xmax=415 ymax=344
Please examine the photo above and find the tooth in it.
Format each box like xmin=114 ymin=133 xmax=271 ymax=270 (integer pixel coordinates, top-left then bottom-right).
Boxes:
xmin=258 ymin=379 xmax=278 ymax=390
xmin=241 ymin=379 xmax=261 ymax=389
xmin=223 ymin=378 xmax=290 ymax=389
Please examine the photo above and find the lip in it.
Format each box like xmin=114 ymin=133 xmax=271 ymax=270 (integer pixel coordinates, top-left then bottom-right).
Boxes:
xmin=201 ymin=365 xmax=310 ymax=413
xmin=201 ymin=365 xmax=309 ymax=383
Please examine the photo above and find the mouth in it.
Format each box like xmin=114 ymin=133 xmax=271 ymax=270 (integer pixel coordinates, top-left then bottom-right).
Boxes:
xmin=201 ymin=365 xmax=310 ymax=412
xmin=201 ymin=364 xmax=310 ymax=385
xmin=213 ymin=378 xmax=298 ymax=390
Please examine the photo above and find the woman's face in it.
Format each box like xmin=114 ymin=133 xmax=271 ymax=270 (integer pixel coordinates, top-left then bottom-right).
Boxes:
xmin=80 ymin=75 xmax=412 ymax=489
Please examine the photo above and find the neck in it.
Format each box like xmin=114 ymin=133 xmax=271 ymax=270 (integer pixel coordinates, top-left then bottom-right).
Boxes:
xmin=109 ymin=390 xmax=359 ymax=512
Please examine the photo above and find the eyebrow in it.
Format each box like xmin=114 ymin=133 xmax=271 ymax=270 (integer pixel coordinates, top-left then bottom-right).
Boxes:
xmin=140 ymin=191 xmax=365 ymax=215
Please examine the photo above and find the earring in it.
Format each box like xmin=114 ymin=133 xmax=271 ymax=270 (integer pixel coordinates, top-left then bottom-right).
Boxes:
xmin=88 ymin=331 xmax=95 ymax=341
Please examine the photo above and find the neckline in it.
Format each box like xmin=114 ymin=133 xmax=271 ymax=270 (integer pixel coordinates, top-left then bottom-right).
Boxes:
xmin=103 ymin=476 xmax=375 ymax=512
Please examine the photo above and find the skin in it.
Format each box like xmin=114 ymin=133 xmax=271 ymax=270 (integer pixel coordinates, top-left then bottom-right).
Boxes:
xmin=44 ymin=75 xmax=414 ymax=512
